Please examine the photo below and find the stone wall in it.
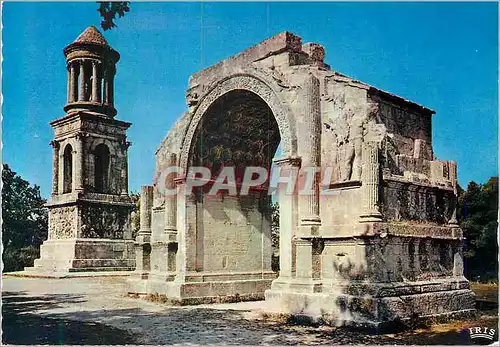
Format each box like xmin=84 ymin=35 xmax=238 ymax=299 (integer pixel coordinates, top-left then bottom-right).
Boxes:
xmin=320 ymin=186 xmax=362 ymax=230
xmin=199 ymin=193 xmax=272 ymax=272
xmin=322 ymin=235 xmax=459 ymax=285
xmin=381 ymin=177 xmax=455 ymax=224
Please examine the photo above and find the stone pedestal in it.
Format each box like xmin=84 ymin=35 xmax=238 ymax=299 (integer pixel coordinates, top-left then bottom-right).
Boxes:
xmin=26 ymin=239 xmax=135 ymax=273
xmin=265 ymin=278 xmax=475 ymax=328
xmin=32 ymin=27 xmax=135 ymax=276
xmin=265 ymin=222 xmax=476 ymax=327
xmin=28 ymin=192 xmax=136 ymax=275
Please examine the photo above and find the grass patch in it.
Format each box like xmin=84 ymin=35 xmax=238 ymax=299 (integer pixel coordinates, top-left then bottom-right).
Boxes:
xmin=471 ymin=282 xmax=498 ymax=303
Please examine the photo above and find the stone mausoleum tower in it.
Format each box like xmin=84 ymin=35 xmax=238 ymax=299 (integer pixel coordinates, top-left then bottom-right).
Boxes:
xmin=27 ymin=26 xmax=136 ymax=274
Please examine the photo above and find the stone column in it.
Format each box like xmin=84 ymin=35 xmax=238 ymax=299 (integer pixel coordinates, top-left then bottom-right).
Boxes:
xmin=91 ymin=61 xmax=101 ymax=103
xmin=359 ymin=141 xmax=382 ymax=222
xmin=50 ymin=140 xmax=60 ymax=196
xmin=298 ymin=74 xmax=322 ymax=232
xmin=294 ymin=74 xmax=321 ymax=286
xmin=78 ymin=61 xmax=86 ymax=101
xmin=164 ymin=153 xmax=178 ymax=236
xmin=135 ymin=186 xmax=153 ymax=275
xmin=70 ymin=63 xmax=78 ymax=103
xmin=74 ymin=133 xmax=85 ymax=193
xmin=104 ymin=65 xmax=115 ymax=106
xmin=108 ymin=67 xmax=115 ymax=106
xmin=67 ymin=65 xmax=71 ymax=104
xmin=139 ymin=185 xmax=153 ymax=236
xmin=448 ymin=161 xmax=459 ymax=226
xmin=103 ymin=67 xmax=109 ymax=105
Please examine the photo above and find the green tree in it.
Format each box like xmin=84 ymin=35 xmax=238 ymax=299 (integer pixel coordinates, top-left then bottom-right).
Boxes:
xmin=270 ymin=201 xmax=279 ymax=250
xmin=270 ymin=201 xmax=280 ymax=272
xmin=2 ymin=164 xmax=48 ymax=272
xmin=458 ymin=177 xmax=498 ymax=282
xmin=97 ymin=2 xmax=130 ymax=31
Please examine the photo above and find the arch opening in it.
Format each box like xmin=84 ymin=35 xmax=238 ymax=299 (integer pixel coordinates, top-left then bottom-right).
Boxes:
xmin=63 ymin=144 xmax=73 ymax=193
xmin=94 ymin=143 xmax=110 ymax=193
xmin=188 ymin=89 xmax=281 ymax=273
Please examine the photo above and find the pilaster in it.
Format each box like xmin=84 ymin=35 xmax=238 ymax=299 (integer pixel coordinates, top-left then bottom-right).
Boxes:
xmin=74 ymin=132 xmax=85 ymax=193
xmin=273 ymin=156 xmax=301 ymax=280
xmin=448 ymin=161 xmax=459 ymax=226
xmin=298 ymin=74 xmax=322 ymax=235
xmin=50 ymin=140 xmax=60 ymax=196
xmin=164 ymin=153 xmax=178 ymax=237
xmin=359 ymin=141 xmax=382 ymax=222
xmin=138 ymin=185 xmax=153 ymax=239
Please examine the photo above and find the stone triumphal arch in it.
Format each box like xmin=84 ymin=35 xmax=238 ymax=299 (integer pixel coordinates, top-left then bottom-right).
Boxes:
xmin=36 ymin=26 xmax=474 ymax=327
xmin=129 ymin=31 xmax=475 ymax=326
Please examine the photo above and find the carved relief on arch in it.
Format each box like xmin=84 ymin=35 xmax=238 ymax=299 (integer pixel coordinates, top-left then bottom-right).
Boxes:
xmin=179 ymin=74 xmax=297 ymax=171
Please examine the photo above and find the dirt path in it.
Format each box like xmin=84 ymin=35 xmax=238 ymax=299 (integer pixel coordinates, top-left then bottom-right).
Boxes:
xmin=2 ymin=276 xmax=497 ymax=345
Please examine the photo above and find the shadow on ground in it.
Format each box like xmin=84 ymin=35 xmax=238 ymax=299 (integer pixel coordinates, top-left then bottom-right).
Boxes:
xmin=2 ymin=291 xmax=138 ymax=345
xmin=2 ymin=288 xmax=498 ymax=345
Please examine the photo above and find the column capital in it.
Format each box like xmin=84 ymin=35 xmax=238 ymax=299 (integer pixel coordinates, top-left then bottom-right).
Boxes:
xmin=119 ymin=140 xmax=132 ymax=152
xmin=104 ymin=63 xmax=116 ymax=76
xmin=49 ymin=140 xmax=60 ymax=149
xmin=75 ymin=132 xmax=89 ymax=141
xmin=174 ymin=176 xmax=186 ymax=185
xmin=273 ymin=156 xmax=302 ymax=167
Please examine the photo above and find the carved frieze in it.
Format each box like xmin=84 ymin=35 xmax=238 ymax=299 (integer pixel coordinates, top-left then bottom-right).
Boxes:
xmin=80 ymin=204 xmax=131 ymax=239
xmin=49 ymin=206 xmax=76 ymax=239
xmin=54 ymin=119 xmax=81 ymax=138
xmin=81 ymin=120 xmax=126 ymax=138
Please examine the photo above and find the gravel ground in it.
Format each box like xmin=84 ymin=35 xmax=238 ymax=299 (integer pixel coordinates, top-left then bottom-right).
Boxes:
xmin=2 ymin=275 xmax=497 ymax=345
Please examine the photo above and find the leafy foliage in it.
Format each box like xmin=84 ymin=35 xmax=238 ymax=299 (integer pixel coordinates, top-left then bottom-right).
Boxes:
xmin=97 ymin=2 xmax=130 ymax=31
xmin=458 ymin=177 xmax=498 ymax=282
xmin=270 ymin=201 xmax=280 ymax=272
xmin=2 ymin=164 xmax=48 ymax=272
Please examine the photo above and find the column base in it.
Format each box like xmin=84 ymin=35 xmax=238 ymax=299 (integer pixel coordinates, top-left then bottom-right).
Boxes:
xmin=128 ymin=270 xmax=277 ymax=304
xmin=265 ymin=277 xmax=476 ymax=329
xmin=359 ymin=213 xmax=383 ymax=223
xmin=26 ymin=238 xmax=135 ymax=274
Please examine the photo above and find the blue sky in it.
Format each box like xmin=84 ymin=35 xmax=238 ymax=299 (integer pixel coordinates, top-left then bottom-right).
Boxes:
xmin=3 ymin=2 xmax=498 ymax=198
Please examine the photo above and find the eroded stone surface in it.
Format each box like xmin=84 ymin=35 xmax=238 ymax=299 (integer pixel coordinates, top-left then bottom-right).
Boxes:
xmin=131 ymin=30 xmax=474 ymax=326
xmin=35 ymin=27 xmax=473 ymax=325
